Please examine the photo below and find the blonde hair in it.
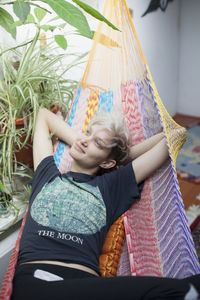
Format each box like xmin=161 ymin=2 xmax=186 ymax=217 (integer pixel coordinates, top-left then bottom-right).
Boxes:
xmin=88 ymin=111 xmax=131 ymax=166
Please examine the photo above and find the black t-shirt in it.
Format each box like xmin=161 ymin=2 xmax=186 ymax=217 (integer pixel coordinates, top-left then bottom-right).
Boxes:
xmin=18 ymin=156 xmax=143 ymax=275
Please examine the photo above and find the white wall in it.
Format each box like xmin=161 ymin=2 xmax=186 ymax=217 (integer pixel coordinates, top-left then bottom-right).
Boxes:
xmin=177 ymin=0 xmax=200 ymax=117
xmin=127 ymin=0 xmax=200 ymax=117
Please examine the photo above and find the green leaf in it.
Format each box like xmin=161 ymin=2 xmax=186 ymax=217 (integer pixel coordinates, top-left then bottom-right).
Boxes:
xmin=48 ymin=16 xmax=60 ymax=22
xmin=34 ymin=7 xmax=47 ymax=22
xmin=58 ymin=23 xmax=66 ymax=29
xmin=26 ymin=14 xmax=36 ymax=23
xmin=54 ymin=35 xmax=67 ymax=50
xmin=11 ymin=20 xmax=23 ymax=29
xmin=72 ymin=0 xmax=120 ymax=32
xmin=0 ymin=8 xmax=16 ymax=39
xmin=42 ymin=0 xmax=92 ymax=38
xmin=13 ymin=1 xmax=31 ymax=22
xmin=76 ymin=29 xmax=94 ymax=40
xmin=40 ymin=24 xmax=56 ymax=32
xmin=0 ymin=180 xmax=6 ymax=193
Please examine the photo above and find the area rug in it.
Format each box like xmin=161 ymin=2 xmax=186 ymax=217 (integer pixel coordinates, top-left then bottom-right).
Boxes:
xmin=177 ymin=122 xmax=200 ymax=226
xmin=186 ymin=204 xmax=200 ymax=226
xmin=177 ymin=122 xmax=200 ymax=183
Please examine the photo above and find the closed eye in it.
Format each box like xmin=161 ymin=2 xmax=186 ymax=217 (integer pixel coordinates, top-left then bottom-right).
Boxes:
xmin=85 ymin=129 xmax=91 ymax=136
xmin=95 ymin=139 xmax=104 ymax=149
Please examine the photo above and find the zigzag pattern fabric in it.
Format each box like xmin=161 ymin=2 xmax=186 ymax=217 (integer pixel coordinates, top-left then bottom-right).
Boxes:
xmin=1 ymin=0 xmax=199 ymax=299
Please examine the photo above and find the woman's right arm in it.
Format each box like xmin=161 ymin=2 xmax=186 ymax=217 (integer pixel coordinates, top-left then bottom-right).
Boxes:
xmin=33 ymin=108 xmax=78 ymax=171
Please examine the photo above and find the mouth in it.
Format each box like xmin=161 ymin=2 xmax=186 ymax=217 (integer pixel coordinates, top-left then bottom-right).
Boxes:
xmin=74 ymin=143 xmax=85 ymax=153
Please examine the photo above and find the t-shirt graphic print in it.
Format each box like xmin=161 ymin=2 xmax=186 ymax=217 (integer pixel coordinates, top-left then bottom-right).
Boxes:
xmin=31 ymin=176 xmax=106 ymax=235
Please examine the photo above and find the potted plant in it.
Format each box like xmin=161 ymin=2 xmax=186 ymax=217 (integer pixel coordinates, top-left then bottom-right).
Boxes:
xmin=0 ymin=26 xmax=87 ymax=185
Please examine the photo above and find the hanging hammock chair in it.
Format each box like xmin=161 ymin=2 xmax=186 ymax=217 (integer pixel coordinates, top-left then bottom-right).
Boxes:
xmin=1 ymin=0 xmax=200 ymax=298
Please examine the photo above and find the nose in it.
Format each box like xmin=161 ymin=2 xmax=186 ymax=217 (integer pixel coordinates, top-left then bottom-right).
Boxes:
xmin=80 ymin=135 xmax=90 ymax=147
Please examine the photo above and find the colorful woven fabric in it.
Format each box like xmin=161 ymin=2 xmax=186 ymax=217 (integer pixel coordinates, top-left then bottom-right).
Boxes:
xmin=54 ymin=0 xmax=200 ymax=278
xmin=1 ymin=0 xmax=200 ymax=299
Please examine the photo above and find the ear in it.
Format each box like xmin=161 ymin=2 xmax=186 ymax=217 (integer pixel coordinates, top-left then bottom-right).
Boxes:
xmin=99 ymin=159 xmax=116 ymax=169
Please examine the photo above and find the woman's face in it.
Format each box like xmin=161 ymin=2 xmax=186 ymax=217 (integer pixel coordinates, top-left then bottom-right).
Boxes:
xmin=69 ymin=124 xmax=116 ymax=172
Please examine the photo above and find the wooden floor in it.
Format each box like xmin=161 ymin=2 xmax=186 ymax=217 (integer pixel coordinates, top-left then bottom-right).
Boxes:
xmin=173 ymin=113 xmax=200 ymax=128
xmin=173 ymin=114 xmax=200 ymax=211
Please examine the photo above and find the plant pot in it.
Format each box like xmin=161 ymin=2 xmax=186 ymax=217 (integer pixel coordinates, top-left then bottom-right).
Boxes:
xmin=15 ymin=118 xmax=34 ymax=168
xmin=15 ymin=105 xmax=59 ymax=168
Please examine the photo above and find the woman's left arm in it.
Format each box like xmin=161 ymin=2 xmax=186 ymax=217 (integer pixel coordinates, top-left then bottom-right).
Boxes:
xmin=131 ymin=132 xmax=169 ymax=184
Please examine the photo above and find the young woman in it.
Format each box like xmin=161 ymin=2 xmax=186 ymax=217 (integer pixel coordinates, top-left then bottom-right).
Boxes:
xmin=11 ymin=108 xmax=199 ymax=300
